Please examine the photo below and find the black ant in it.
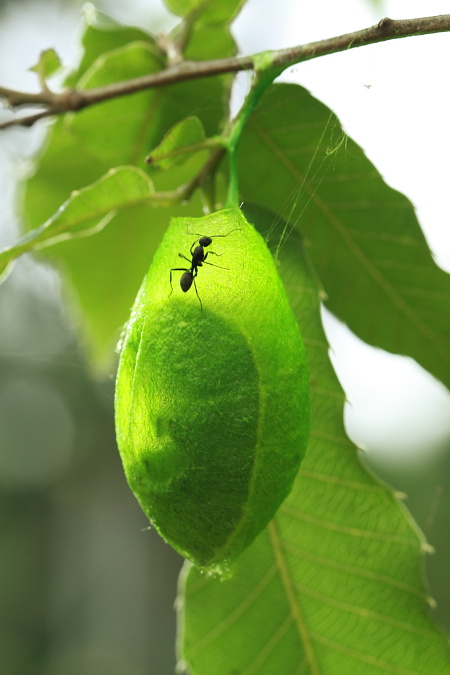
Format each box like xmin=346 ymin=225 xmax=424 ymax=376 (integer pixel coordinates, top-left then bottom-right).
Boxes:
xmin=169 ymin=228 xmax=241 ymax=310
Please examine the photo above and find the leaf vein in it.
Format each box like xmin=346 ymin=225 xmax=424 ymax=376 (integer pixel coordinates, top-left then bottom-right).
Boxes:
xmin=294 ymin=581 xmax=437 ymax=638
xmin=298 ymin=468 xmax=384 ymax=492
xmin=241 ymin=614 xmax=294 ymax=675
xmin=282 ymin=541 xmax=427 ymax=599
xmin=281 ymin=506 xmax=417 ymax=545
xmin=185 ymin=564 xmax=278 ymax=659
xmin=311 ymin=631 xmax=429 ymax=674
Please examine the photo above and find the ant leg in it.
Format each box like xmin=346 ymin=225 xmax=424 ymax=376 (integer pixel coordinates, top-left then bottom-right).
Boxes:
xmin=178 ymin=253 xmax=192 ymax=264
xmin=203 ymin=260 xmax=229 ymax=270
xmin=203 ymin=251 xmax=222 ymax=260
xmin=192 ymin=275 xmax=202 ymax=311
xmin=202 ymin=250 xmax=228 ymax=269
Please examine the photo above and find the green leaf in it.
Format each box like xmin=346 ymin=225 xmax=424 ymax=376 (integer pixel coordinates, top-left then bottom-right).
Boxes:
xmin=183 ymin=22 xmax=237 ymax=60
xmin=164 ymin=0 xmax=246 ymax=25
xmin=29 ymin=48 xmax=62 ymax=80
xmin=0 ymin=166 xmax=157 ymax=279
xmin=22 ymin=153 xmax=207 ymax=367
xmin=146 ymin=117 xmax=206 ymax=169
xmin=24 ymin=159 xmax=205 ymax=365
xmin=67 ymin=41 xmax=164 ymax=164
xmin=178 ymin=208 xmax=450 ymax=674
xmin=238 ymin=83 xmax=450 ymax=390
xmin=23 ymin=119 xmax=108 ymax=226
xmin=65 ymin=7 xmax=157 ymax=87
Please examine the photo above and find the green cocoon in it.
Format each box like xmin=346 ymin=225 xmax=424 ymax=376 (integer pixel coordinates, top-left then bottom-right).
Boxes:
xmin=115 ymin=208 xmax=309 ymax=574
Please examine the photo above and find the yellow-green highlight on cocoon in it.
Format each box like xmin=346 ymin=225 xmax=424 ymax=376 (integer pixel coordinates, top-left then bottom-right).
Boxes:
xmin=115 ymin=208 xmax=309 ymax=574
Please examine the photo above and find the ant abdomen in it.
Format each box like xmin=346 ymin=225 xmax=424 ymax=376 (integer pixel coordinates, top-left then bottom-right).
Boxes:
xmin=180 ymin=272 xmax=193 ymax=292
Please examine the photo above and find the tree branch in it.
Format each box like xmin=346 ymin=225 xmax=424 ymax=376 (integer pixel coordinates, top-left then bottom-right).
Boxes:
xmin=1 ymin=14 xmax=450 ymax=130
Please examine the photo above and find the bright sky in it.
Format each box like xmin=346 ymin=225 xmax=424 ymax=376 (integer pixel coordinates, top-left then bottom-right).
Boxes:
xmin=1 ymin=0 xmax=449 ymax=466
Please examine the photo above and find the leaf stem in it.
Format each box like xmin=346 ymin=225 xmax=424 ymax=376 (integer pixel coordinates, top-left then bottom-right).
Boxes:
xmin=145 ymin=136 xmax=224 ymax=166
xmin=225 ymin=63 xmax=277 ymax=208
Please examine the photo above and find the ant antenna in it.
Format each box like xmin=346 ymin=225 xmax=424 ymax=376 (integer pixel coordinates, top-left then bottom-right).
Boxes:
xmin=185 ymin=227 xmax=241 ymax=238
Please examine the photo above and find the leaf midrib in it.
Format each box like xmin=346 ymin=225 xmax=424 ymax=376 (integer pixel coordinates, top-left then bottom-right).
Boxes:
xmin=268 ymin=519 xmax=321 ymax=675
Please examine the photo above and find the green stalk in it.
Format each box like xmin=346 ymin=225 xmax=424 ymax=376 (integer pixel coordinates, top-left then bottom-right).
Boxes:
xmin=225 ymin=55 xmax=279 ymax=209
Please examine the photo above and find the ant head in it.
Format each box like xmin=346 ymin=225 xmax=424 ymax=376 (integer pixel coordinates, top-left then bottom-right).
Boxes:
xmin=198 ymin=236 xmax=212 ymax=248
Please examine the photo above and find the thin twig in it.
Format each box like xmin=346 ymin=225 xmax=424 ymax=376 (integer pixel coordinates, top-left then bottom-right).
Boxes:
xmin=1 ymin=14 xmax=450 ymax=130
xmin=0 ymin=110 xmax=51 ymax=128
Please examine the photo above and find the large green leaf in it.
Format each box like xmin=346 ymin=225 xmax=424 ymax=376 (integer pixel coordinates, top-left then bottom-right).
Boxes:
xmin=65 ymin=8 xmax=157 ymax=87
xmin=66 ymin=41 xmax=165 ymax=164
xmin=178 ymin=210 xmax=450 ymax=674
xmin=238 ymin=84 xmax=450 ymax=390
